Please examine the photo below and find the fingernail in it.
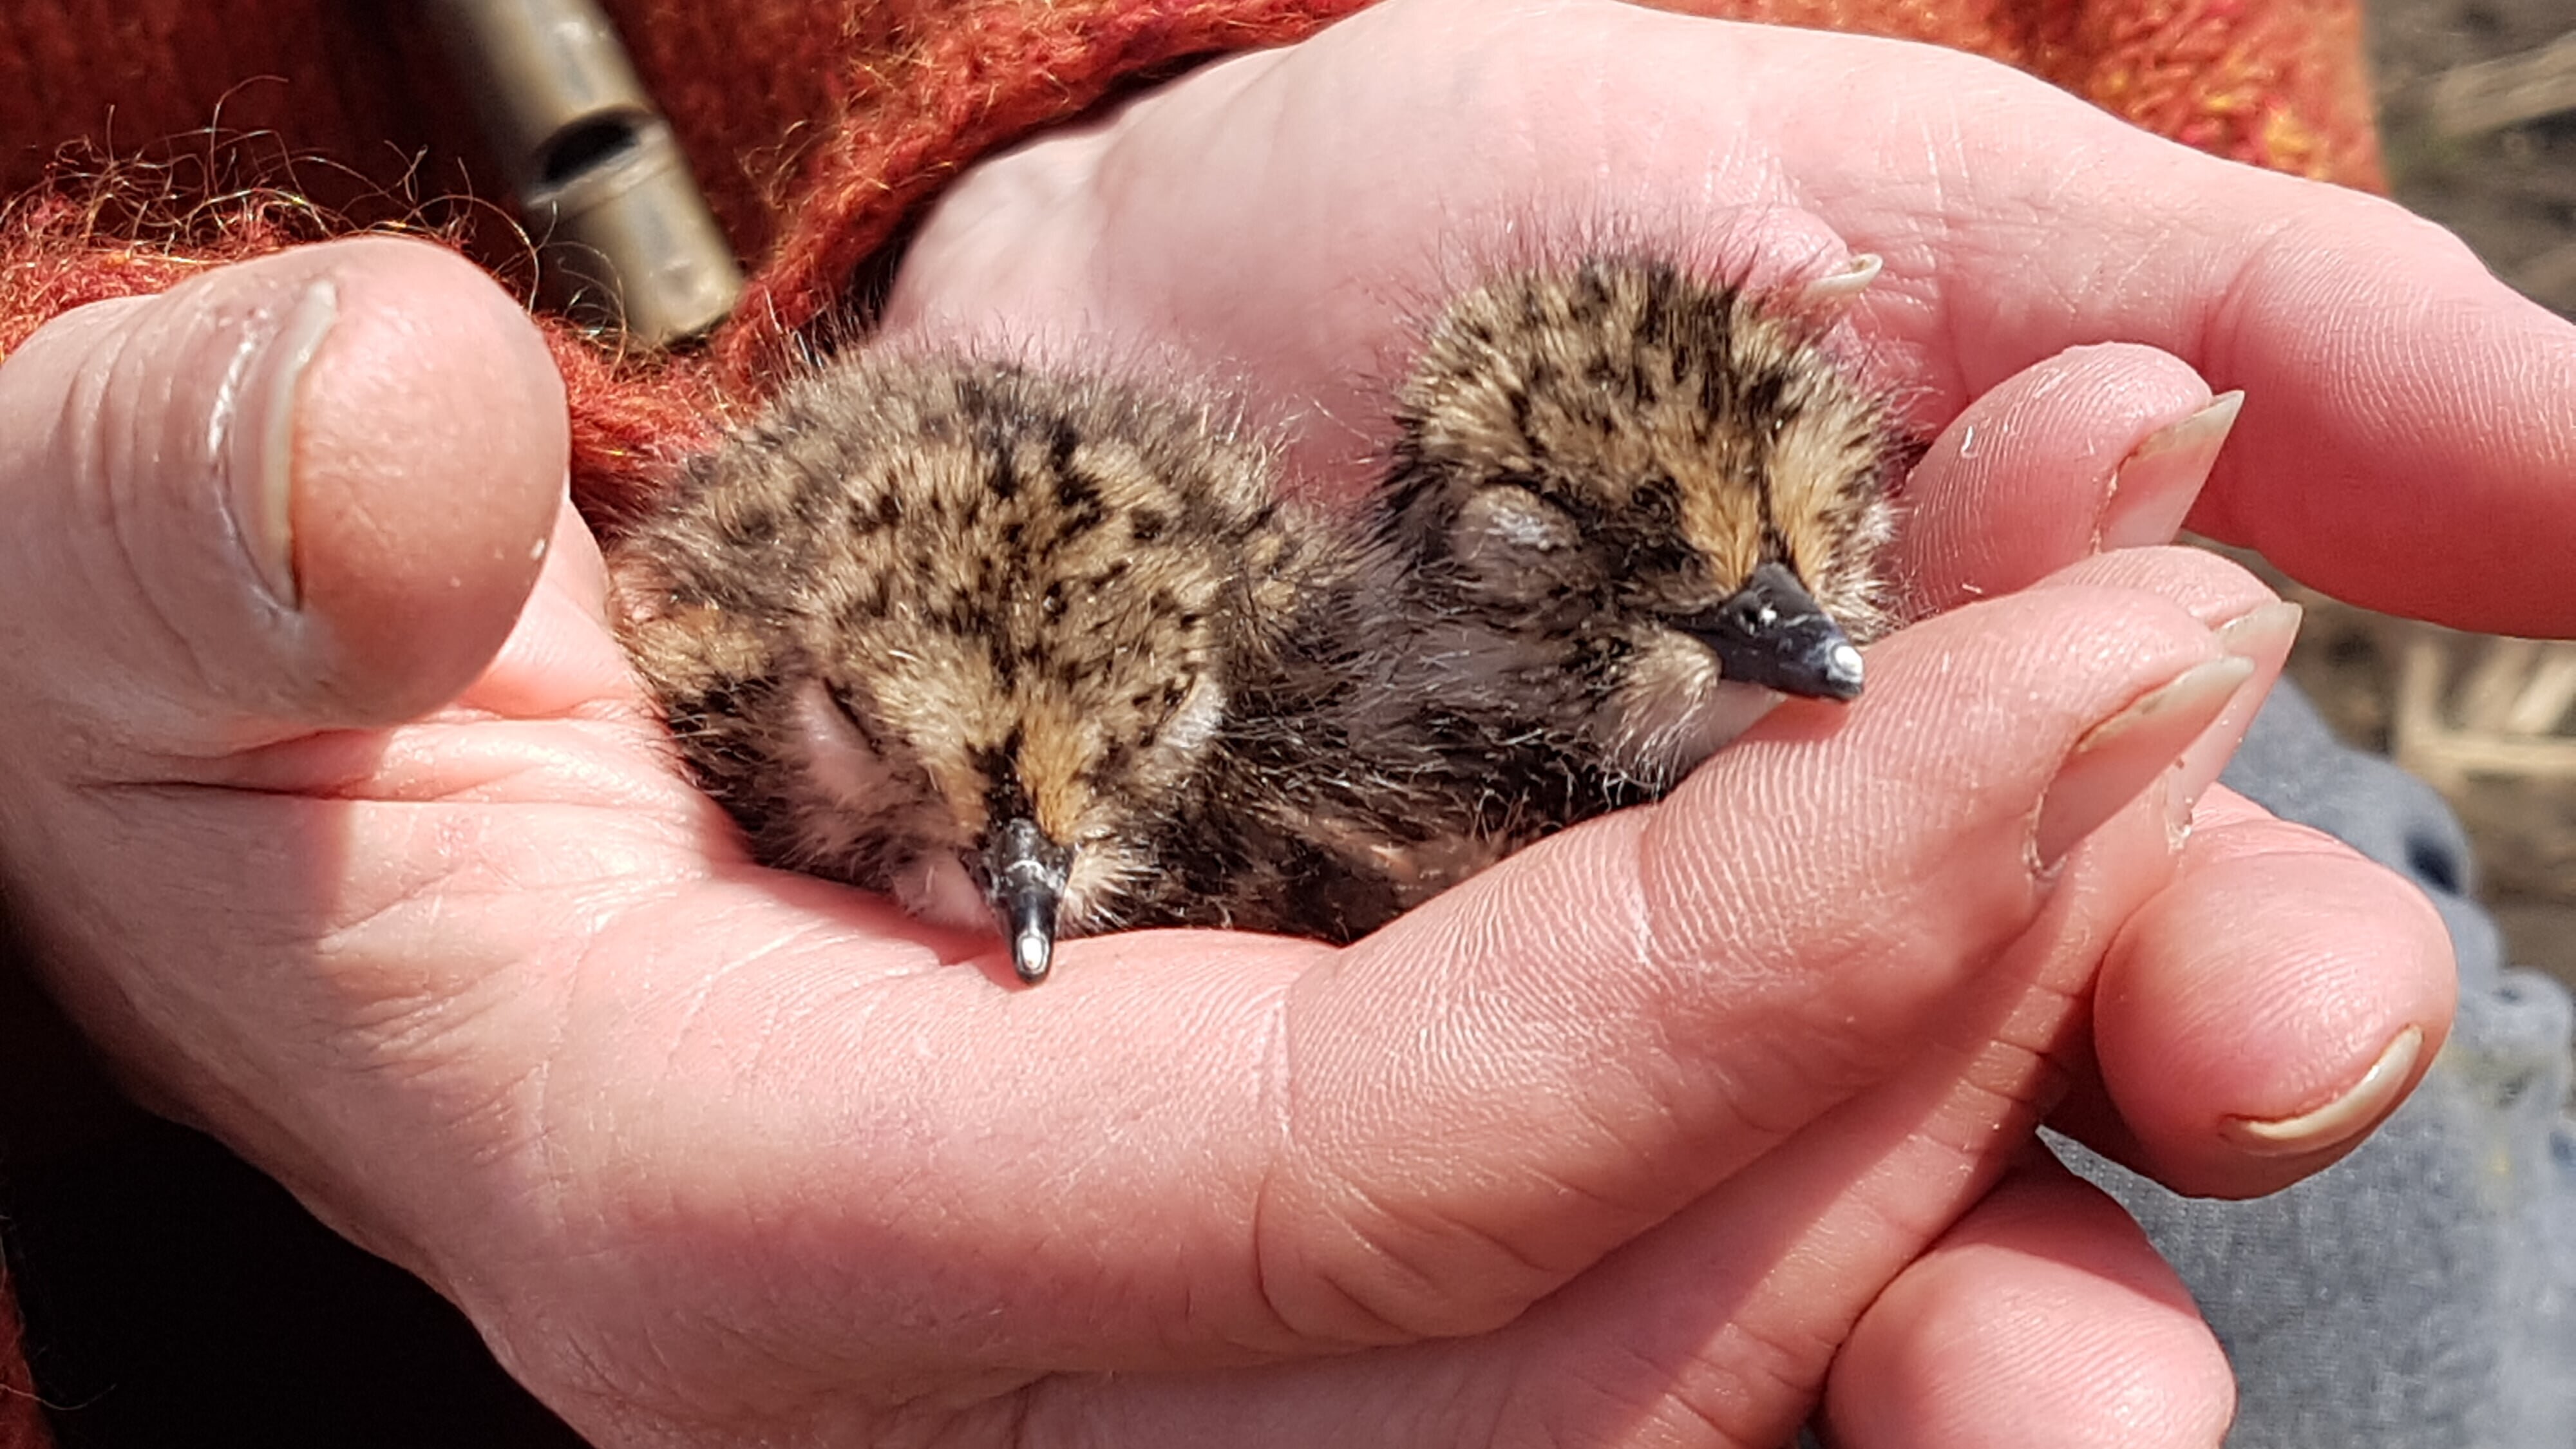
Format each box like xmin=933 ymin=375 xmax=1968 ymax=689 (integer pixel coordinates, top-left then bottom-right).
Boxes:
xmin=2213 ymin=597 xmax=2304 ymax=659
xmin=2160 ymin=600 xmax=2304 ymax=834
xmin=2097 ymin=391 xmax=2242 ymax=551
xmin=2222 ymin=1025 xmax=2423 ymax=1156
xmin=216 ymin=278 xmax=339 ymax=609
xmin=1801 ymin=252 xmax=1882 ymax=306
xmin=2035 ymin=653 xmax=2256 ymax=867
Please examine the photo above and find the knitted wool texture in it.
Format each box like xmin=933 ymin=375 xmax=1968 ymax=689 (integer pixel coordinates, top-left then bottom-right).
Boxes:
xmin=735 ymin=0 xmax=2383 ymax=363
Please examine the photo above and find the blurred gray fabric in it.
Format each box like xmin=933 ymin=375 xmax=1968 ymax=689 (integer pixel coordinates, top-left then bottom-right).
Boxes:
xmin=2060 ymin=683 xmax=2576 ymax=1449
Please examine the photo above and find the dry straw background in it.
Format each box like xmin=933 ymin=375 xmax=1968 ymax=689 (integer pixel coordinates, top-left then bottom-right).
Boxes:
xmin=2271 ymin=1 xmax=2576 ymax=984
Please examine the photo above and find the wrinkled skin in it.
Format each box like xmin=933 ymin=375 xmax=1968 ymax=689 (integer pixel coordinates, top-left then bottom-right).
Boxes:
xmin=5 ymin=0 xmax=2553 ymax=1443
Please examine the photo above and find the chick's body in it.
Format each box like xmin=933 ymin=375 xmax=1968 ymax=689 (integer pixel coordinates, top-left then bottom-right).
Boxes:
xmin=609 ymin=258 xmax=1908 ymax=978
xmin=609 ymin=355 xmax=1338 ymax=976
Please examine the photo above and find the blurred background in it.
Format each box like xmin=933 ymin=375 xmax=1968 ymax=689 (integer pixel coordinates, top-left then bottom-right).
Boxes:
xmin=2275 ymin=0 xmax=2576 ymax=986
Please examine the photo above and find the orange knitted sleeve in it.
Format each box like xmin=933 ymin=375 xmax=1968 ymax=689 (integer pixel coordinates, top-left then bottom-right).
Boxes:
xmin=0 ymin=0 xmax=2382 ymax=506
xmin=712 ymin=0 xmax=2383 ymax=372
xmin=3 ymin=0 xmax=2380 ymax=348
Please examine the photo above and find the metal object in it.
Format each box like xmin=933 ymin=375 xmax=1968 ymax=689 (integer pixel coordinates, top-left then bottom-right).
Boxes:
xmin=423 ymin=0 xmax=743 ymax=345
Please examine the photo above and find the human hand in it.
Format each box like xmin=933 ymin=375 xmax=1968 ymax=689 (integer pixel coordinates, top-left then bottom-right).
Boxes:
xmin=0 ymin=1 xmax=2510 ymax=1443
xmin=884 ymin=4 xmax=2557 ymax=1432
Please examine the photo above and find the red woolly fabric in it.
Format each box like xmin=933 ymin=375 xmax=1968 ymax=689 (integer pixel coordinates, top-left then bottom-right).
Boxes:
xmin=0 ymin=0 xmax=2383 ymax=513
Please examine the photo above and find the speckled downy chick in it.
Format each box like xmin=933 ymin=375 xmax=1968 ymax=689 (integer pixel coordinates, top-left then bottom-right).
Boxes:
xmin=1056 ymin=257 xmax=1913 ymax=945
xmin=1346 ymin=255 xmax=1906 ymax=849
xmin=608 ymin=355 xmax=1332 ymax=982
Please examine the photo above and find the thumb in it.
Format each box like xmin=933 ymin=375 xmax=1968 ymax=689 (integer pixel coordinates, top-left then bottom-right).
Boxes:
xmin=0 ymin=236 xmax=567 ymax=755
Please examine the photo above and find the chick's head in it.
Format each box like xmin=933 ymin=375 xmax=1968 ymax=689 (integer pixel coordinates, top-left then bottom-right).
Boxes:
xmin=1383 ymin=257 xmax=1906 ymax=777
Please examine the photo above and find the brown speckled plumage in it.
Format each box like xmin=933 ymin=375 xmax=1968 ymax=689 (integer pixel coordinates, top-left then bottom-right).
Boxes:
xmin=609 ymin=258 xmax=1908 ymax=978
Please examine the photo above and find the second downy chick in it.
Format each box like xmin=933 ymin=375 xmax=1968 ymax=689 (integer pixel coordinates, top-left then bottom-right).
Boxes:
xmin=1075 ymin=257 xmax=1911 ymax=943
xmin=1302 ymin=256 xmax=1908 ymax=888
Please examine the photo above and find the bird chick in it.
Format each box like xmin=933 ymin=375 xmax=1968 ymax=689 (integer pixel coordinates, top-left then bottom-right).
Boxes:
xmin=607 ymin=354 xmax=1331 ymax=982
xmin=1358 ymin=255 xmax=1904 ymax=819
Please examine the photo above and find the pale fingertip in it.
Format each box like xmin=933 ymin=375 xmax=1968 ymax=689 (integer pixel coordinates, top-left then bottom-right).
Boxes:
xmin=1826 ymin=1166 xmax=2234 ymax=1449
xmin=2098 ymin=391 xmax=2240 ymax=551
xmin=289 ymin=238 xmax=569 ymax=724
xmin=2220 ymin=1024 xmax=2423 ymax=1157
xmin=0 ymin=238 xmax=569 ymax=746
xmin=2090 ymin=828 xmax=2458 ymax=1198
xmin=1891 ymin=346 xmax=2217 ymax=617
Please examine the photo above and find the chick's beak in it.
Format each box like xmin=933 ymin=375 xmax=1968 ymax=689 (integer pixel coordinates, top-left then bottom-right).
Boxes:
xmin=983 ymin=817 xmax=1072 ymax=984
xmin=1681 ymin=560 xmax=1866 ymax=702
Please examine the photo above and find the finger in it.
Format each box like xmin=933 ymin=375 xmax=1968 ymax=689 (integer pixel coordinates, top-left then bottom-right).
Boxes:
xmin=2018 ymin=547 xmax=2289 ymax=842
xmin=0 ymin=236 xmax=567 ymax=756
xmin=1892 ymin=342 xmax=2233 ymax=618
xmin=2076 ymin=783 xmax=2457 ymax=1197
xmin=1821 ymin=1155 xmax=2234 ymax=1449
xmin=2012 ymin=551 xmax=2459 ymax=1196
xmin=1812 ymin=73 xmax=2575 ymax=636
